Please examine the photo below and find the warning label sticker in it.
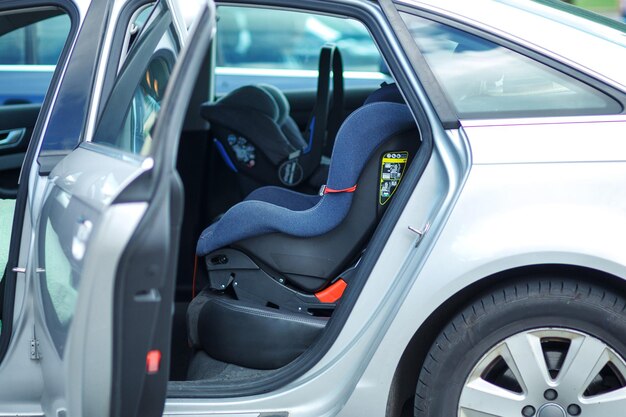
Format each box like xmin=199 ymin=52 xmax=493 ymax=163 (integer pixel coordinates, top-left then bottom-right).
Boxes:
xmin=379 ymin=151 xmax=408 ymax=205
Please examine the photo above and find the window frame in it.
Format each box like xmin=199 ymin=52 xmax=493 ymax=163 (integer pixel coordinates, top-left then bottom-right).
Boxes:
xmin=90 ymin=1 xmax=180 ymax=158
xmin=397 ymin=4 xmax=626 ymax=120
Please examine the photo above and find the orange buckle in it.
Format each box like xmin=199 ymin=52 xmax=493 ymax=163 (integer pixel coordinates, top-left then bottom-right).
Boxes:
xmin=315 ymin=279 xmax=347 ymax=303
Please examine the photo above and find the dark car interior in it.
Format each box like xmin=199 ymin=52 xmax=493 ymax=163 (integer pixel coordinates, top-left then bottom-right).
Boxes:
xmin=149 ymin=4 xmax=425 ymax=387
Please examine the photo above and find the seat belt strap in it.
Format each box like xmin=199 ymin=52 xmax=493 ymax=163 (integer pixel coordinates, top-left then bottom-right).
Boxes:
xmin=319 ymin=184 xmax=357 ymax=195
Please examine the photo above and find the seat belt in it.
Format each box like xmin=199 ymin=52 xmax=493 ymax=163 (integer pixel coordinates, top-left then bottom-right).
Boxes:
xmin=278 ymin=45 xmax=344 ymax=187
xmin=303 ymin=44 xmax=344 ymax=161
xmin=324 ymin=47 xmax=344 ymax=156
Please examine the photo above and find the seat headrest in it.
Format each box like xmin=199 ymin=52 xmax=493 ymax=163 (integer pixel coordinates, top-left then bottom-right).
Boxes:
xmin=257 ymin=84 xmax=290 ymax=125
xmin=364 ymin=82 xmax=405 ymax=105
xmin=217 ymin=85 xmax=281 ymax=122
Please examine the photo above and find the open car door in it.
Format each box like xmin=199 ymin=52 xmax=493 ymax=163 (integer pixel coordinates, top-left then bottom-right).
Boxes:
xmin=31 ymin=1 xmax=214 ymax=416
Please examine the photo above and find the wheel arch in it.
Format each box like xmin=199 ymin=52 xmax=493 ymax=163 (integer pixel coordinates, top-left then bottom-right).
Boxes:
xmin=385 ymin=263 xmax=626 ymax=417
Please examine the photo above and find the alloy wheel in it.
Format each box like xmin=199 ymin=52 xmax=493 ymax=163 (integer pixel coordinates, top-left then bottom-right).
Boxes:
xmin=458 ymin=328 xmax=626 ymax=417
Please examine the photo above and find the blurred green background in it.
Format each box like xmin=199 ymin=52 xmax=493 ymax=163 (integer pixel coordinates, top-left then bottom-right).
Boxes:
xmin=572 ymin=0 xmax=619 ymax=12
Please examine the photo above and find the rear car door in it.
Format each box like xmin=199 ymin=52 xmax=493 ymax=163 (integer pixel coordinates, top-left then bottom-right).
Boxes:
xmin=18 ymin=1 xmax=211 ymax=417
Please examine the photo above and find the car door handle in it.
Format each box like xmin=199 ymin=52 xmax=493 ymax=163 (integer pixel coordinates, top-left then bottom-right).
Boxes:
xmin=0 ymin=128 xmax=26 ymax=148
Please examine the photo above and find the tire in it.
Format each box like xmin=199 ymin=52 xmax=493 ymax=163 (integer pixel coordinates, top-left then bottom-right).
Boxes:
xmin=414 ymin=278 xmax=626 ymax=417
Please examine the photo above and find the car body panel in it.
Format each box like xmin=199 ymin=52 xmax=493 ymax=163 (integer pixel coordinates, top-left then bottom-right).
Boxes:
xmin=463 ymin=116 xmax=626 ymax=164
xmin=338 ymin=119 xmax=626 ymax=416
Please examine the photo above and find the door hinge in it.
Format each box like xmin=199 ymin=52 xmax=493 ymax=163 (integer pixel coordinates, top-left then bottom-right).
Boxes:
xmin=30 ymin=326 xmax=41 ymax=360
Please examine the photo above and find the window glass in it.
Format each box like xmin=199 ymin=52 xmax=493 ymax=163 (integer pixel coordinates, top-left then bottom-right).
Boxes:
xmin=113 ymin=55 xmax=173 ymax=156
xmin=92 ymin=11 xmax=178 ymax=156
xmin=400 ymin=13 xmax=622 ymax=119
xmin=215 ymin=6 xmax=390 ymax=93
xmin=0 ymin=14 xmax=71 ymax=105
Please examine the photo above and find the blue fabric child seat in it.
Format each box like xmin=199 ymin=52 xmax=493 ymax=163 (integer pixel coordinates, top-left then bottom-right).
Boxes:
xmin=196 ymin=100 xmax=415 ymax=257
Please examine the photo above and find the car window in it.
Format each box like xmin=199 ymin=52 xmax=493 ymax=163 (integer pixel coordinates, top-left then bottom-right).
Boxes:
xmin=400 ymin=13 xmax=622 ymax=119
xmin=92 ymin=7 xmax=179 ymax=156
xmin=215 ymin=6 xmax=391 ymax=93
xmin=0 ymin=14 xmax=70 ymax=105
xmin=113 ymin=54 xmax=173 ymax=156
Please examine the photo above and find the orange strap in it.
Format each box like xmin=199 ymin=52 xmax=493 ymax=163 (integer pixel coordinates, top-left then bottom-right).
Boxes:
xmin=320 ymin=184 xmax=357 ymax=195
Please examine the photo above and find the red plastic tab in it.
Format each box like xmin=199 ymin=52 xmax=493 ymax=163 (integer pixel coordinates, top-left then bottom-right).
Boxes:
xmin=146 ymin=350 xmax=162 ymax=374
xmin=315 ymin=279 xmax=347 ymax=303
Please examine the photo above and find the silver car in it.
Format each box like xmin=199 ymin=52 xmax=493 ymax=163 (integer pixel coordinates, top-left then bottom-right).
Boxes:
xmin=1 ymin=0 xmax=626 ymax=416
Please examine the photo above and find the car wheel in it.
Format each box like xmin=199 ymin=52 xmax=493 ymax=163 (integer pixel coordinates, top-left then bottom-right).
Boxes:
xmin=414 ymin=279 xmax=626 ymax=417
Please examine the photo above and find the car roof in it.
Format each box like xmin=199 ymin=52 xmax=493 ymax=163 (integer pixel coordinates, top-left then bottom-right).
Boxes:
xmin=399 ymin=0 xmax=626 ymax=91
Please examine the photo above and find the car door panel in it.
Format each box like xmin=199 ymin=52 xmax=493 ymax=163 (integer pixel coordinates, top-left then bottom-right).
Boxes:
xmin=41 ymin=145 xmax=153 ymax=417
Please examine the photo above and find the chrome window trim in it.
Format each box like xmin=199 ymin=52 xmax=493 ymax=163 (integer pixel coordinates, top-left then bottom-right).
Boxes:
xmin=461 ymin=114 xmax=626 ymax=128
xmin=0 ymin=65 xmax=56 ymax=72
xmin=215 ymin=66 xmax=390 ymax=80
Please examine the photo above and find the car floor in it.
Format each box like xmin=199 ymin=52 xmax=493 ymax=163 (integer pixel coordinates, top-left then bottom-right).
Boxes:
xmin=185 ymin=350 xmax=280 ymax=382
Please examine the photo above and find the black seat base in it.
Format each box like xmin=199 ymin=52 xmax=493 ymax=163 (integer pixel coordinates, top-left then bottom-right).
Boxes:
xmin=188 ymin=289 xmax=327 ymax=370
xmin=205 ymin=248 xmax=338 ymax=314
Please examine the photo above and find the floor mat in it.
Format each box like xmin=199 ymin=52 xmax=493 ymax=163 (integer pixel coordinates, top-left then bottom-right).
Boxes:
xmin=186 ymin=350 xmax=279 ymax=382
